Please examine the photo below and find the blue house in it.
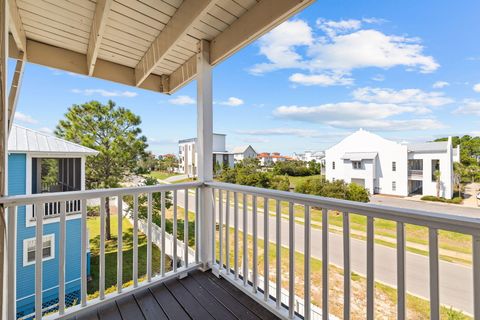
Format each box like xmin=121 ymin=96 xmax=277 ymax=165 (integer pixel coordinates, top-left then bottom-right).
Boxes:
xmin=8 ymin=125 xmax=98 ymax=319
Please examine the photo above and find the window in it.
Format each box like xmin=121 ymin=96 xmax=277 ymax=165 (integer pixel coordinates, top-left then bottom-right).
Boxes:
xmin=23 ymin=234 xmax=55 ymax=266
xmin=392 ymin=161 xmax=396 ymax=172
xmin=432 ymin=159 xmax=440 ymax=181
xmin=392 ymin=181 xmax=397 ymax=191
xmin=332 ymin=161 xmax=336 ymax=170
xmin=352 ymin=161 xmax=361 ymax=169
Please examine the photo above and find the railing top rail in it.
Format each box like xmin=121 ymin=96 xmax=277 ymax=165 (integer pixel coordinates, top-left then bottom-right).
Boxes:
xmin=0 ymin=181 xmax=202 ymax=207
xmin=206 ymin=181 xmax=480 ymax=235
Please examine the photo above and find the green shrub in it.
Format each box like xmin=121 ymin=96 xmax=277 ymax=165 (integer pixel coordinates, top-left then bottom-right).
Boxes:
xmin=421 ymin=195 xmax=463 ymax=204
xmin=295 ymin=178 xmax=370 ymax=203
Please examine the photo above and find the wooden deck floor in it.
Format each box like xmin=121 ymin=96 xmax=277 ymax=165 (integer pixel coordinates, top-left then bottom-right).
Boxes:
xmin=75 ymin=270 xmax=280 ymax=320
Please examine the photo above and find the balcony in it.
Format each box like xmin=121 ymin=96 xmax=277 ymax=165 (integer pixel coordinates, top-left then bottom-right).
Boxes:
xmin=408 ymin=169 xmax=423 ymax=180
xmin=2 ymin=182 xmax=480 ymax=319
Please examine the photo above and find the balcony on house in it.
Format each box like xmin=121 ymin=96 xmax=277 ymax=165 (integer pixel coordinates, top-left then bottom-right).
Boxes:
xmin=1 ymin=0 xmax=480 ymax=320
xmin=408 ymin=159 xmax=424 ymax=180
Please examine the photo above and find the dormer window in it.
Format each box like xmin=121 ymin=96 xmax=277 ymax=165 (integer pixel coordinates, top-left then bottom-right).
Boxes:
xmin=352 ymin=161 xmax=361 ymax=169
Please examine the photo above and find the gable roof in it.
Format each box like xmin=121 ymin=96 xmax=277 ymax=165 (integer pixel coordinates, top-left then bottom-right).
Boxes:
xmin=232 ymin=145 xmax=256 ymax=154
xmin=8 ymin=125 xmax=99 ymax=155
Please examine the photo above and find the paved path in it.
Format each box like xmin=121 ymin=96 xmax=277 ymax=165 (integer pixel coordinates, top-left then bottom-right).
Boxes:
xmin=371 ymin=195 xmax=480 ymax=218
xmin=164 ymin=174 xmax=189 ymax=183
xmin=176 ymin=189 xmax=474 ymax=314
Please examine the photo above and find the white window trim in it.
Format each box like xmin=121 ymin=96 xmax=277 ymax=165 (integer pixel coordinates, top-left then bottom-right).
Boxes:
xmin=23 ymin=233 xmax=55 ymax=266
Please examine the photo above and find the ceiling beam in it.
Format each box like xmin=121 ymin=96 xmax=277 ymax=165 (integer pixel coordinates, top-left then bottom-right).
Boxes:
xmin=8 ymin=50 xmax=25 ymax=133
xmin=9 ymin=39 xmax=165 ymax=93
xmin=135 ymin=0 xmax=215 ymax=87
xmin=210 ymin=0 xmax=315 ymax=66
xmin=87 ymin=0 xmax=112 ymax=76
xmin=166 ymin=0 xmax=315 ymax=95
xmin=7 ymin=0 xmax=26 ymax=53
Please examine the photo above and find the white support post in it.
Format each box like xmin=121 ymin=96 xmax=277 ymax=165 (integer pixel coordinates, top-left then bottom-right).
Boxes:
xmin=0 ymin=0 xmax=9 ymax=317
xmin=197 ymin=39 xmax=213 ymax=270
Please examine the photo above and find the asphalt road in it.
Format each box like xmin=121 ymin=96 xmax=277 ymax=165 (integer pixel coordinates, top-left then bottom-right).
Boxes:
xmin=176 ymin=189 xmax=474 ymax=315
xmin=370 ymin=195 xmax=480 ymax=218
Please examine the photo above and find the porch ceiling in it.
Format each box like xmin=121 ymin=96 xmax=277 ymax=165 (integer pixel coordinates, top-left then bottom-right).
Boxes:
xmin=7 ymin=0 xmax=315 ymax=94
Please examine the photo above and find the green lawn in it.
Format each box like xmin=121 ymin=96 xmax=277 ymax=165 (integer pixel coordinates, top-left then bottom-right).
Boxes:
xmin=286 ymin=174 xmax=323 ymax=188
xmin=146 ymin=171 xmax=180 ymax=181
xmin=87 ymin=216 xmax=168 ymax=295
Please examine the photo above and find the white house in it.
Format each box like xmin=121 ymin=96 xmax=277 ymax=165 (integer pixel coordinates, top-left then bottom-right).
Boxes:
xmin=293 ymin=151 xmax=325 ymax=163
xmin=178 ymin=133 xmax=234 ymax=177
xmin=232 ymin=145 xmax=257 ymax=162
xmin=325 ymin=129 xmax=459 ymax=199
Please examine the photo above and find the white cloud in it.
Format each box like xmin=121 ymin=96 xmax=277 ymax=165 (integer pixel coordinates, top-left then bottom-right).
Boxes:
xmin=325 ymin=118 xmax=445 ymax=131
xmin=433 ymin=81 xmax=449 ymax=88
xmin=352 ymin=87 xmax=453 ymax=111
xmin=220 ymin=97 xmax=244 ymax=106
xmin=249 ymin=20 xmax=313 ymax=74
xmin=289 ymin=72 xmax=353 ymax=86
xmin=14 ymin=112 xmax=38 ymax=124
xmin=169 ymin=95 xmax=195 ymax=105
xmin=473 ymin=83 xmax=480 ymax=92
xmin=251 ymin=18 xmax=439 ymax=84
xmin=71 ymin=89 xmax=138 ymax=98
xmin=471 ymin=131 xmax=480 ymax=137
xmin=236 ymin=128 xmax=322 ymax=138
xmin=454 ymin=99 xmax=480 ymax=115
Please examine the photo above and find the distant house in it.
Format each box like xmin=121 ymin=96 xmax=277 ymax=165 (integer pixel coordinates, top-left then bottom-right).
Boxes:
xmin=232 ymin=145 xmax=257 ymax=162
xmin=257 ymin=152 xmax=290 ymax=166
xmin=325 ymin=129 xmax=459 ymax=199
xmin=8 ymin=125 xmax=98 ymax=318
xmin=293 ymin=151 xmax=325 ymax=163
xmin=178 ymin=133 xmax=234 ymax=177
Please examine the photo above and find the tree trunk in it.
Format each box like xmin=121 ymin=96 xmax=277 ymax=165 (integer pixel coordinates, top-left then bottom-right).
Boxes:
xmin=105 ymin=196 xmax=111 ymax=240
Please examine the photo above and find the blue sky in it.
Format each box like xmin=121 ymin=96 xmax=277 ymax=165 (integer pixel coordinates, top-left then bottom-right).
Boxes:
xmin=9 ymin=0 xmax=480 ymax=155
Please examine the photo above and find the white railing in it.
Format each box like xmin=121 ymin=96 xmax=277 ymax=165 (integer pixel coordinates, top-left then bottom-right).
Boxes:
xmin=32 ymin=199 xmax=82 ymax=219
xmin=408 ymin=169 xmax=423 ymax=177
xmin=2 ymin=181 xmax=480 ymax=319
xmin=207 ymin=181 xmax=480 ymax=320
xmin=1 ymin=182 xmax=202 ymax=320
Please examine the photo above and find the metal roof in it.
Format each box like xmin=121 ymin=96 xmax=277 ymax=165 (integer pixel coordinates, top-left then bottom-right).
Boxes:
xmin=7 ymin=0 xmax=315 ymax=95
xmin=8 ymin=125 xmax=99 ymax=155
xmin=232 ymin=145 xmax=256 ymax=154
xmin=407 ymin=141 xmax=448 ymax=153
xmin=341 ymin=152 xmax=378 ymax=161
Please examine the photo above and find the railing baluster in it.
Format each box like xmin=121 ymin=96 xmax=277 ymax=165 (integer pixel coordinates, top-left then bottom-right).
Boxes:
xmin=225 ymin=190 xmax=230 ymax=274
xmin=343 ymin=212 xmax=351 ymax=320
xmin=429 ymin=228 xmax=440 ymax=319
xmin=397 ymin=222 xmax=406 ymax=320
xmin=161 ymin=191 xmax=166 ymax=276
xmin=252 ymin=195 xmax=258 ymax=293
xmin=243 ymin=193 xmax=248 ymax=286
xmin=322 ymin=208 xmax=328 ymax=320
xmin=264 ymin=197 xmax=269 ymax=302
xmin=212 ymin=189 xmax=216 ymax=266
xmin=195 ymin=188 xmax=199 ymax=264
xmin=99 ymin=197 xmax=106 ymax=299
xmin=219 ymin=189 xmax=223 ymax=270
xmin=133 ymin=194 xmax=139 ymax=287
xmin=366 ymin=216 xmax=375 ymax=320
xmin=58 ymin=201 xmax=66 ymax=315
xmin=234 ymin=192 xmax=239 ymax=279
xmin=117 ymin=195 xmax=123 ymax=293
xmin=184 ymin=188 xmax=189 ymax=267
xmin=276 ymin=199 xmax=281 ymax=309
xmin=473 ymin=235 xmax=480 ymax=319
xmin=81 ymin=199 xmax=87 ymax=305
xmin=35 ymin=203 xmax=44 ymax=320
xmin=288 ymin=202 xmax=295 ymax=319
xmin=304 ymin=205 xmax=311 ymax=320
xmin=147 ymin=192 xmax=153 ymax=282
xmin=173 ymin=190 xmax=178 ymax=272
xmin=6 ymin=206 xmax=17 ymax=319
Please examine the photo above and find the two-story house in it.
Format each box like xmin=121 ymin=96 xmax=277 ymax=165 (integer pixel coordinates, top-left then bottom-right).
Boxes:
xmin=8 ymin=125 xmax=98 ymax=318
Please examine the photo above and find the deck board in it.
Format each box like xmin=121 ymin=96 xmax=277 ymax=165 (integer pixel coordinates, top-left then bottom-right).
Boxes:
xmin=75 ymin=270 xmax=280 ymax=320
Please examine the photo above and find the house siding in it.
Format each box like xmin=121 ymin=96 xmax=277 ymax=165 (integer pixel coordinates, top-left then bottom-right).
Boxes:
xmin=9 ymin=153 xmax=82 ymax=318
